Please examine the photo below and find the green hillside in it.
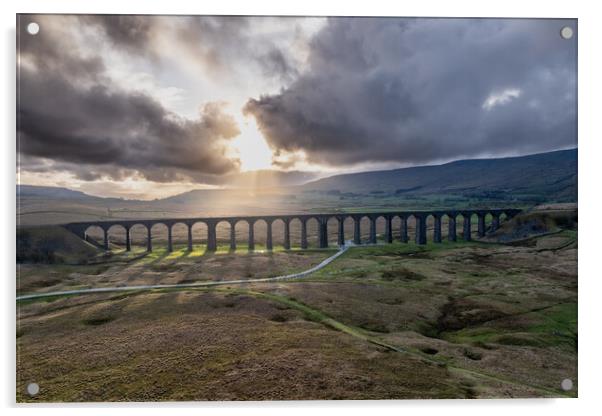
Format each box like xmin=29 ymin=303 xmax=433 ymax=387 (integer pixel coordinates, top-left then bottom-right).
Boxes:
xmin=302 ymin=149 xmax=577 ymax=204
xmin=17 ymin=225 xmax=101 ymax=264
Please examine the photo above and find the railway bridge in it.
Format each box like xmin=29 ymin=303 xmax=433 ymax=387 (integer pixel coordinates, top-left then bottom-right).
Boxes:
xmin=62 ymin=208 xmax=521 ymax=252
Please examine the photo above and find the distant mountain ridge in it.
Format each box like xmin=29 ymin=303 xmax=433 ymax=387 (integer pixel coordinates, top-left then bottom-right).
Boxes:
xmin=18 ymin=185 xmax=101 ymax=200
xmin=301 ymin=148 xmax=577 ymax=203
xmin=17 ymin=149 xmax=577 ymax=205
xmin=16 ymin=169 xmax=320 ymax=203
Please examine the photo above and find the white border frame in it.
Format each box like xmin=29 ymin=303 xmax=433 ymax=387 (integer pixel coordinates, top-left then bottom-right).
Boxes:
xmin=3 ymin=1 xmax=600 ymax=414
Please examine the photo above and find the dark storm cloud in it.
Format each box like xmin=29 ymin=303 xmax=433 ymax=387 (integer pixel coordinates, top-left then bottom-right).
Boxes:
xmin=83 ymin=15 xmax=306 ymax=83
xmin=80 ymin=15 xmax=230 ymax=69
xmin=20 ymin=155 xmax=133 ymax=182
xmin=244 ymin=18 xmax=577 ymax=167
xmin=81 ymin=15 xmax=160 ymax=55
xmin=19 ymin=15 xmax=106 ymax=82
xmin=18 ymin=15 xmax=241 ymax=183
xmin=82 ymin=15 xmax=249 ymax=71
xmin=259 ymin=48 xmax=300 ymax=85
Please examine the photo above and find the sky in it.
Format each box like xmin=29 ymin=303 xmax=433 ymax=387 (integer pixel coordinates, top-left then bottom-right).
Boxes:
xmin=17 ymin=15 xmax=577 ymax=199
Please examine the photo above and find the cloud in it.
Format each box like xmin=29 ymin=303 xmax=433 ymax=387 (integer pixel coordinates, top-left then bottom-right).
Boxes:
xmin=259 ymin=47 xmax=300 ymax=84
xmin=84 ymin=15 xmax=255 ymax=76
xmin=81 ymin=15 xmax=160 ymax=55
xmin=482 ymin=88 xmax=522 ymax=110
xmin=18 ymin=15 xmax=241 ymax=183
xmin=83 ymin=15 xmax=315 ymax=86
xmin=18 ymin=15 xmax=577 ymax=190
xmin=244 ymin=17 xmax=577 ymax=167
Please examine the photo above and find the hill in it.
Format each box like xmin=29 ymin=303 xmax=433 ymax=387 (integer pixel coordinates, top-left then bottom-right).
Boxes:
xmin=18 ymin=185 xmax=99 ymax=201
xmin=16 ymin=149 xmax=578 ymax=224
xmin=301 ymin=149 xmax=577 ymax=204
xmin=483 ymin=203 xmax=577 ymax=243
xmin=17 ymin=225 xmax=101 ymax=264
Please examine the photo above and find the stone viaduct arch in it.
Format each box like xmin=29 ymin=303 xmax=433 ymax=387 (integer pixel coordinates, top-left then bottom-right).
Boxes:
xmin=63 ymin=208 xmax=521 ymax=254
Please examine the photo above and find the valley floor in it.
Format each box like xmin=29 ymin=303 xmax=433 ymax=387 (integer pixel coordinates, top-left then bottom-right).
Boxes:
xmin=16 ymin=231 xmax=577 ymax=401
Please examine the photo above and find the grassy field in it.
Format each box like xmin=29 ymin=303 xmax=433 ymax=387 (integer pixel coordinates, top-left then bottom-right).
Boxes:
xmin=16 ymin=225 xmax=577 ymax=401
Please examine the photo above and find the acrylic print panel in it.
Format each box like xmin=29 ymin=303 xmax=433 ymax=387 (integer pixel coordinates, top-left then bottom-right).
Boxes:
xmin=16 ymin=14 xmax=577 ymax=402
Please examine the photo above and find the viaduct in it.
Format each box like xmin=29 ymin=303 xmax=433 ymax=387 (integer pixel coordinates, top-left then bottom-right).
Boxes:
xmin=62 ymin=208 xmax=522 ymax=252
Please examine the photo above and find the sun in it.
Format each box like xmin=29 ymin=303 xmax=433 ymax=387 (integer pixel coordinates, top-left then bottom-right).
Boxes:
xmin=229 ymin=116 xmax=273 ymax=171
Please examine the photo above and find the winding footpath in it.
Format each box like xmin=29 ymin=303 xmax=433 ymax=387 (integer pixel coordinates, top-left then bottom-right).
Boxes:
xmin=17 ymin=244 xmax=350 ymax=301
